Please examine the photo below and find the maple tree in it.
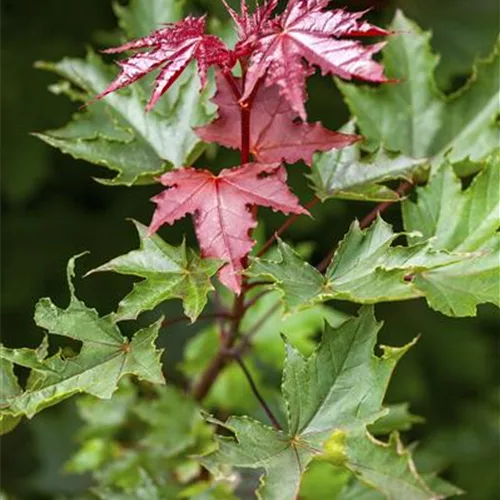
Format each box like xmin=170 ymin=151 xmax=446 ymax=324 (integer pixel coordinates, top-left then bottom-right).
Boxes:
xmin=2 ymin=0 xmax=499 ymax=499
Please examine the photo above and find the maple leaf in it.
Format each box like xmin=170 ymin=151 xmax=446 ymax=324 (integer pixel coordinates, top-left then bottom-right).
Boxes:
xmin=241 ymin=0 xmax=389 ymax=119
xmin=221 ymin=0 xmax=278 ymax=57
xmin=96 ymin=16 xmax=234 ymax=111
xmin=196 ymin=70 xmax=358 ymax=165
xmin=149 ymin=163 xmax=308 ymax=293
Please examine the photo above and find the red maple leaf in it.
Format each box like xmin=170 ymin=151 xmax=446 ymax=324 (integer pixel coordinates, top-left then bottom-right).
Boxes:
xmin=221 ymin=0 xmax=278 ymax=57
xmin=241 ymin=0 xmax=390 ymax=119
xmin=96 ymin=16 xmax=234 ymax=111
xmin=196 ymin=70 xmax=359 ymax=165
xmin=149 ymin=163 xmax=308 ymax=293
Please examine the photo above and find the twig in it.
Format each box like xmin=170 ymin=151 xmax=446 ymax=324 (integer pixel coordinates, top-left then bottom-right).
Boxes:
xmin=162 ymin=312 xmax=233 ymax=329
xmin=243 ymin=289 xmax=270 ymax=311
xmin=231 ymin=351 xmax=282 ymax=430
xmin=192 ymin=292 xmax=245 ymax=401
xmin=220 ymin=69 xmax=241 ymax=101
xmin=234 ymin=301 xmax=282 ymax=357
xmin=257 ymin=198 xmax=320 ymax=257
xmin=316 ymin=180 xmax=414 ymax=272
xmin=359 ymin=180 xmax=413 ymax=229
xmin=245 ymin=280 xmax=274 ymax=291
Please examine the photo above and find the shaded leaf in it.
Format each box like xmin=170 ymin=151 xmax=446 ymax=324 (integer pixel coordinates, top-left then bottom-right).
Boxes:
xmin=134 ymin=386 xmax=207 ymax=457
xmin=369 ymin=403 xmax=424 ymax=435
xmin=90 ymin=220 xmax=220 ymax=322
xmin=0 ymin=360 xmax=22 ymax=434
xmin=395 ymin=0 xmax=499 ymax=85
xmin=149 ymin=163 xmax=308 ymax=293
xmin=309 ymin=122 xmax=427 ymax=202
xmin=113 ymin=0 xmax=184 ymax=39
xmin=35 ymin=51 xmax=211 ymax=185
xmin=337 ymin=12 xmax=500 ymax=168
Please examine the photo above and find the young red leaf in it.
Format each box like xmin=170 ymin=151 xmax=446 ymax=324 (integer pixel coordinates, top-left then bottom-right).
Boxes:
xmin=196 ymin=71 xmax=359 ymax=165
xmin=222 ymin=0 xmax=278 ymax=57
xmin=241 ymin=0 xmax=390 ymax=119
xmin=96 ymin=16 xmax=234 ymax=111
xmin=149 ymin=163 xmax=308 ymax=293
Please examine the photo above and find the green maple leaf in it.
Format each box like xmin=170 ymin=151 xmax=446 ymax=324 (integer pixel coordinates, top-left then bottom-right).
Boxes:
xmin=33 ymin=0 xmax=210 ymax=186
xmin=134 ymin=386 xmax=209 ymax=457
xmin=337 ymin=11 xmax=499 ymax=171
xmin=89 ymin=220 xmax=221 ymax=322
xmin=402 ymin=153 xmax=500 ymax=316
xmin=394 ymin=0 xmax=499 ymax=85
xmin=33 ymin=0 xmax=212 ymax=187
xmin=204 ymin=308 xmax=442 ymax=499
xmin=0 ymin=256 xmax=165 ymax=419
xmin=309 ymin=122 xmax=427 ymax=202
xmin=248 ymin=219 xmax=474 ymax=313
xmin=34 ymin=51 xmax=210 ymax=186
xmin=0 ymin=359 xmax=22 ymax=434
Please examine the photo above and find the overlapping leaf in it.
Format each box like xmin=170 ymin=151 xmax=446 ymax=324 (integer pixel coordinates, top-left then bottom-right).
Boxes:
xmin=0 ymin=257 xmax=165 ymax=420
xmin=35 ymin=51 xmax=211 ymax=186
xmin=197 ymin=70 xmax=358 ymax=164
xmin=337 ymin=11 xmax=500 ymax=169
xmin=248 ymin=218 xmax=474 ymax=313
xmin=241 ymin=0 xmax=389 ymax=119
xmin=222 ymin=0 xmax=278 ymax=55
xmin=96 ymin=16 xmax=234 ymax=111
xmin=204 ymin=307 xmax=442 ymax=499
xmin=89 ymin=220 xmax=220 ymax=322
xmin=67 ymin=381 xmax=225 ymax=498
xmin=251 ymin=153 xmax=499 ymax=317
xmin=149 ymin=163 xmax=308 ymax=293
xmin=402 ymin=153 xmax=500 ymax=316
xmin=0 ymin=360 xmax=22 ymax=434
xmin=309 ymin=122 xmax=427 ymax=201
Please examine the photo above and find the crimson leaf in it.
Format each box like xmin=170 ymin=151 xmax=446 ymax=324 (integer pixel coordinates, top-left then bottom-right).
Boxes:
xmin=149 ymin=163 xmax=308 ymax=293
xmin=96 ymin=16 xmax=234 ymax=111
xmin=196 ymin=70 xmax=359 ymax=165
xmin=241 ymin=0 xmax=389 ymax=119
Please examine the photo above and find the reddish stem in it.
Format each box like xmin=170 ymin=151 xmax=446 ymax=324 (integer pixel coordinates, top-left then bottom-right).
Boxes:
xmin=241 ymin=104 xmax=251 ymax=164
xmin=232 ymin=352 xmax=282 ymax=430
xmin=316 ymin=180 xmax=414 ymax=272
xmin=221 ymin=70 xmax=242 ymax=101
xmin=358 ymin=180 xmax=413 ymax=229
xmin=257 ymin=198 xmax=320 ymax=257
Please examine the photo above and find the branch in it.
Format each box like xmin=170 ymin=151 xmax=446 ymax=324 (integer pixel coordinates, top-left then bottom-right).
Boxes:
xmin=316 ymin=180 xmax=414 ymax=272
xmin=192 ymin=291 xmax=245 ymax=402
xmin=359 ymin=180 xmax=414 ymax=229
xmin=257 ymin=197 xmax=320 ymax=257
xmin=231 ymin=351 xmax=282 ymax=430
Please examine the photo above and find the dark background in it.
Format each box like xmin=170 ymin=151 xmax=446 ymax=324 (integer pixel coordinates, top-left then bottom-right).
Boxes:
xmin=1 ymin=0 xmax=499 ymax=498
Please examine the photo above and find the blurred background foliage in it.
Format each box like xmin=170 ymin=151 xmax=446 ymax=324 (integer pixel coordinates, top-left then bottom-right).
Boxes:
xmin=1 ymin=0 xmax=499 ymax=498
